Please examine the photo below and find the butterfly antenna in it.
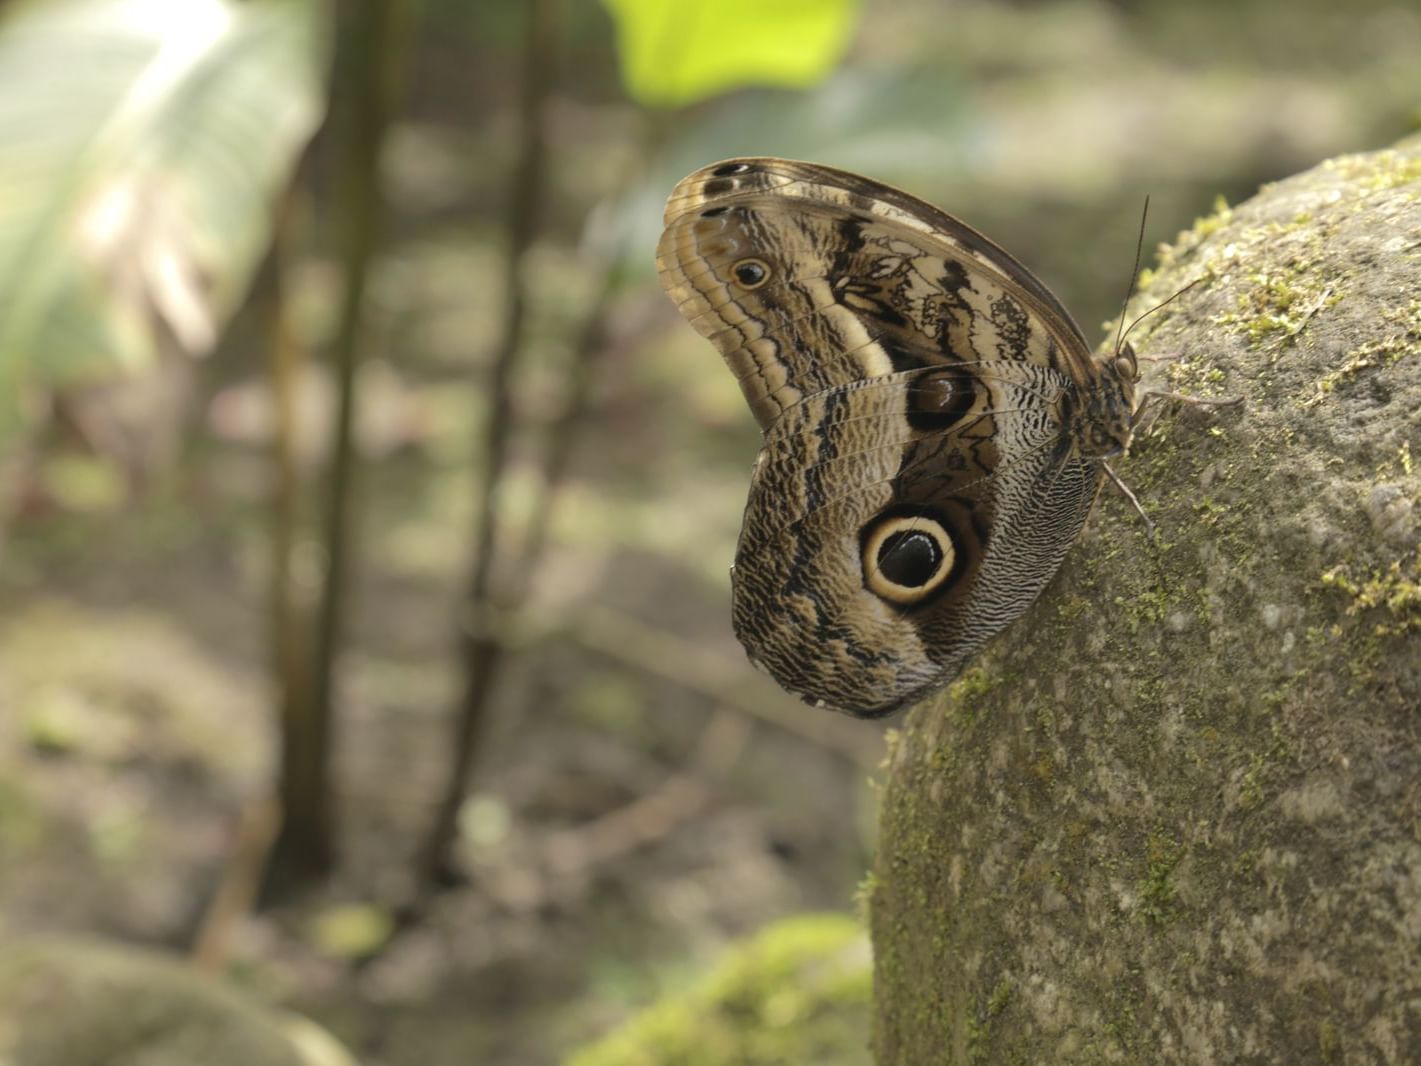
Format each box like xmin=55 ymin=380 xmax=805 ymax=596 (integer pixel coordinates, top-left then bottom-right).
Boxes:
xmin=1118 ymin=275 xmax=1206 ymax=351
xmin=1113 ymin=195 xmax=1150 ymax=356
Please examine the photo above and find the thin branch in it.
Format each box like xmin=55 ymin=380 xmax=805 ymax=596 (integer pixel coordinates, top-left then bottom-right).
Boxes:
xmin=191 ymin=794 xmax=282 ymax=972
xmin=508 ymin=257 xmax=627 ymax=586
xmin=416 ymin=0 xmax=559 ymax=890
xmin=262 ymin=175 xmax=324 ymax=883
xmin=540 ymin=706 xmax=751 ymax=884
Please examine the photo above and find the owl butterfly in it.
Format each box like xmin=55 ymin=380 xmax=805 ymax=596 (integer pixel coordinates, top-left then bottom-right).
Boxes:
xmin=656 ymin=158 xmax=1140 ymax=718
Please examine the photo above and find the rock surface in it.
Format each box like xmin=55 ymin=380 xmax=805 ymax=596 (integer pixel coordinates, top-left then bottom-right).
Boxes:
xmin=871 ymin=140 xmax=1421 ymax=1064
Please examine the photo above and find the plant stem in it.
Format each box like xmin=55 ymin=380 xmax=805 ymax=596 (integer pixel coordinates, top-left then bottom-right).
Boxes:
xmin=417 ymin=0 xmax=558 ymax=889
xmin=270 ymin=0 xmax=420 ymax=888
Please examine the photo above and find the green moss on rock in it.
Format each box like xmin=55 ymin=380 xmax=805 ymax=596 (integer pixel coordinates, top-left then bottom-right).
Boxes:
xmin=566 ymin=914 xmax=870 ymax=1066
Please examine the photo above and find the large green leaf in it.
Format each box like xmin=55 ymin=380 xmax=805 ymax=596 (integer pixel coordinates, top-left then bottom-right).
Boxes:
xmin=0 ymin=0 xmax=326 ymax=437
xmin=603 ymin=0 xmax=860 ymax=108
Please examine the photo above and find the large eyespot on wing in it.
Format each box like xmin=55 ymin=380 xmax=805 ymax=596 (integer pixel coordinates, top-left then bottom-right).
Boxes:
xmin=725 ymin=368 xmax=1061 ymax=718
xmin=723 ymin=352 xmax=1101 ymax=718
xmin=861 ymin=509 xmax=961 ymax=607
xmin=730 ymin=480 xmax=997 ymax=718
xmin=727 ymin=424 xmax=1081 ymax=718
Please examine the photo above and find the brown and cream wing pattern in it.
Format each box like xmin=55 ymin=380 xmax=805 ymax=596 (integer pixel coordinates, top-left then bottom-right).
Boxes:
xmin=657 ymin=158 xmax=1098 ymax=424
xmin=656 ymin=158 xmax=1118 ymax=717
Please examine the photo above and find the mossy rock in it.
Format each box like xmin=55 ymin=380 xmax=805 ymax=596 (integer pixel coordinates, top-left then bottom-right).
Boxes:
xmin=871 ymin=139 xmax=1421 ymax=1064
xmin=566 ymin=913 xmax=871 ymax=1066
xmin=0 ymin=938 xmax=355 ymax=1066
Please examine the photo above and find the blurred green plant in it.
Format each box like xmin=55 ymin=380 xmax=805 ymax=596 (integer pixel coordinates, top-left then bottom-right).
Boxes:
xmin=566 ymin=913 xmax=871 ymax=1066
xmin=0 ymin=0 xmax=326 ymax=441
xmin=603 ymin=0 xmax=860 ymax=107
xmin=306 ymin=901 xmax=396 ymax=960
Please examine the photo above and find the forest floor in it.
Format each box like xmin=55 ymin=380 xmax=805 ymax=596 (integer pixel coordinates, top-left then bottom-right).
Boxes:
xmin=0 ymin=310 xmax=883 ymax=1063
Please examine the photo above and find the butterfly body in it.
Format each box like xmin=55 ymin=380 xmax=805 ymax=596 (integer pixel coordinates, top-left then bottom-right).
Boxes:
xmin=657 ymin=159 xmax=1138 ymax=717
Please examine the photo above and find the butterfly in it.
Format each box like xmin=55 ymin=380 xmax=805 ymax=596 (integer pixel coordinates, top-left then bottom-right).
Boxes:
xmin=656 ymin=158 xmax=1140 ymax=718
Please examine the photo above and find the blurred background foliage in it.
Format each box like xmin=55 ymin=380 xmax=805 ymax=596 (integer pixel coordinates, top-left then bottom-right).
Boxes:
xmin=0 ymin=0 xmax=324 ymax=442
xmin=0 ymin=0 xmax=1417 ymax=1062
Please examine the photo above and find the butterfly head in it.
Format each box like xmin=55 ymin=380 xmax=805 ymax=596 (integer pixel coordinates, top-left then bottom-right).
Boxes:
xmin=1072 ymin=341 xmax=1139 ymax=459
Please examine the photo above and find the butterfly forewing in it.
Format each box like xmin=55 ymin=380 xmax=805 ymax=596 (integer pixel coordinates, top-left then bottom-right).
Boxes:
xmin=661 ymin=158 xmax=1091 ymax=348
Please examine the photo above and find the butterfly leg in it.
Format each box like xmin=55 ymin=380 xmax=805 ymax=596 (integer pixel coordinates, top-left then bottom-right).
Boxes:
xmin=1102 ymin=462 xmax=1156 ymax=538
xmin=1131 ymin=390 xmax=1244 ymax=432
xmin=1113 ymin=391 xmax=1243 ymax=532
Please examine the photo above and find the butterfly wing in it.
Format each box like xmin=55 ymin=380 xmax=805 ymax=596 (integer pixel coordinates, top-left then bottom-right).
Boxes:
xmin=657 ymin=158 xmax=1112 ymax=717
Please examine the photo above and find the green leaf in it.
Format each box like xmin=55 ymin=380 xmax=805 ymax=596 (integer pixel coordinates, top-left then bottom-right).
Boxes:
xmin=604 ymin=0 xmax=860 ymax=108
xmin=0 ymin=0 xmax=327 ymax=440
